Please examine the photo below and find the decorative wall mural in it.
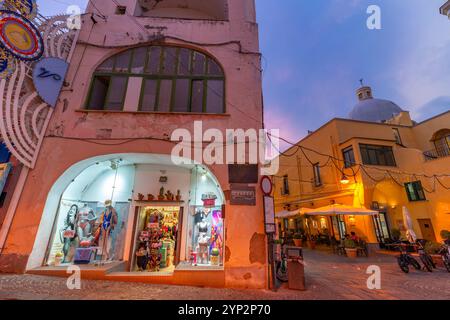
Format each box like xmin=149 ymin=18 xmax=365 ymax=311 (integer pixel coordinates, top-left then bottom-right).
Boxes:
xmin=0 ymin=5 xmax=79 ymax=168
xmin=0 ymin=10 xmax=44 ymax=61
xmin=2 ymin=0 xmax=38 ymax=20
xmin=0 ymin=48 xmax=15 ymax=78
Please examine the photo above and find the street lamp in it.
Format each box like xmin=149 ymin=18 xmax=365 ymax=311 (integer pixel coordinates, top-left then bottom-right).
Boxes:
xmin=340 ymin=174 xmax=350 ymax=185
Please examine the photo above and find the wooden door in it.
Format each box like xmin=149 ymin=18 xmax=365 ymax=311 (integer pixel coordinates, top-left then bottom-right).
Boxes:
xmin=417 ymin=219 xmax=436 ymax=242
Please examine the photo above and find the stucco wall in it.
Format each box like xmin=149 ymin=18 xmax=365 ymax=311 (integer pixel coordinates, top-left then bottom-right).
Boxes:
xmin=0 ymin=0 xmax=267 ymax=289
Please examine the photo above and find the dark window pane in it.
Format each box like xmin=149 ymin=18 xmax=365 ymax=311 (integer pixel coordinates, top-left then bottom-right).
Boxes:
xmin=178 ymin=48 xmax=191 ymax=75
xmin=97 ymin=58 xmax=114 ymax=72
xmin=145 ymin=47 xmax=161 ymax=74
xmin=191 ymin=80 xmax=204 ymax=113
xmin=193 ymin=52 xmax=206 ymax=75
xmin=131 ymin=47 xmax=147 ymax=73
xmin=173 ymin=79 xmax=189 ymax=112
xmin=105 ymin=76 xmax=127 ymax=110
xmin=157 ymin=80 xmax=172 ymax=112
xmin=114 ymin=51 xmax=131 ymax=72
xmin=162 ymin=47 xmax=177 ymax=75
xmin=206 ymin=80 xmax=224 ymax=113
xmin=140 ymin=79 xmax=157 ymax=111
xmin=87 ymin=76 xmax=110 ymax=110
xmin=208 ymin=58 xmax=223 ymax=75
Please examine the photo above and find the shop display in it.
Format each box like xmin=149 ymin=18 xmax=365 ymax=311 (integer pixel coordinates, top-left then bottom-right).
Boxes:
xmin=76 ymin=204 xmax=96 ymax=244
xmin=59 ymin=204 xmax=78 ymax=263
xmin=133 ymin=206 xmax=179 ymax=273
xmin=97 ymin=200 xmax=118 ymax=261
xmin=188 ymin=205 xmax=224 ymax=267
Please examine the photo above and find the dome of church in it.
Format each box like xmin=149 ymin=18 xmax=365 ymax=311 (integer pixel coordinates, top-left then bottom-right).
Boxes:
xmin=349 ymin=86 xmax=403 ymax=123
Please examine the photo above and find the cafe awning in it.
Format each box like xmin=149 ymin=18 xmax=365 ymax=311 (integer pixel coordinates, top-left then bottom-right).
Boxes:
xmin=303 ymin=204 xmax=378 ymax=216
xmin=275 ymin=210 xmax=300 ymax=219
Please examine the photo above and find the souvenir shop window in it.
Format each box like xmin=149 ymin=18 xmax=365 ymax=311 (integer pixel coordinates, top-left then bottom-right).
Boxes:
xmin=186 ymin=201 xmax=224 ymax=268
xmin=133 ymin=206 xmax=181 ymax=273
xmin=46 ymin=200 xmax=131 ymax=266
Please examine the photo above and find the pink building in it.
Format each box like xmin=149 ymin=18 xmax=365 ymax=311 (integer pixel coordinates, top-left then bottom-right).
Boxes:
xmin=0 ymin=0 xmax=267 ymax=289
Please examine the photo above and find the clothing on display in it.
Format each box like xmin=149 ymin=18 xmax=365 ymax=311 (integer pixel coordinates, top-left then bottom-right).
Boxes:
xmin=188 ymin=206 xmax=224 ymax=267
xmin=133 ymin=206 xmax=180 ymax=273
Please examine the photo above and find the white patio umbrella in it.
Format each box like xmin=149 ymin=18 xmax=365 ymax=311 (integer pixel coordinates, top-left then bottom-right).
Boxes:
xmin=302 ymin=204 xmax=378 ymax=216
xmin=275 ymin=209 xmax=300 ymax=219
xmin=402 ymin=206 xmax=417 ymax=243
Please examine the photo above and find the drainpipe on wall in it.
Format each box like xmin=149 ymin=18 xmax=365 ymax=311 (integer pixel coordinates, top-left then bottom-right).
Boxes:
xmin=0 ymin=167 xmax=29 ymax=254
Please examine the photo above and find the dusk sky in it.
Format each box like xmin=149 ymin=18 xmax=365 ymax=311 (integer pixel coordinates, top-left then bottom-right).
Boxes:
xmin=37 ymin=0 xmax=450 ymax=147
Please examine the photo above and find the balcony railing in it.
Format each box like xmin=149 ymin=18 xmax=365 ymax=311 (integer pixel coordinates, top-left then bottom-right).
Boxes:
xmin=423 ymin=147 xmax=450 ymax=161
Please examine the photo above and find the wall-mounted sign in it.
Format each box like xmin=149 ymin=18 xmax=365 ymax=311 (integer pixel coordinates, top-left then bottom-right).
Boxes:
xmin=228 ymin=164 xmax=259 ymax=184
xmin=32 ymin=57 xmax=69 ymax=107
xmin=230 ymin=184 xmax=256 ymax=206
xmin=263 ymin=196 xmax=276 ymax=234
xmin=260 ymin=175 xmax=273 ymax=196
xmin=0 ymin=10 xmax=44 ymax=61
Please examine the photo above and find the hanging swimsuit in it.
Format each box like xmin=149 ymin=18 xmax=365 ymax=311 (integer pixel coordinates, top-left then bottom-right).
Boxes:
xmin=78 ymin=211 xmax=91 ymax=229
xmin=102 ymin=209 xmax=113 ymax=231
xmin=198 ymin=222 xmax=208 ymax=233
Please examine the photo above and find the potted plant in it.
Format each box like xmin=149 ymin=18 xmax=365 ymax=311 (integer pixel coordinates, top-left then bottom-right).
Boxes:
xmin=293 ymin=233 xmax=303 ymax=247
xmin=147 ymin=194 xmax=155 ymax=201
xmin=210 ymin=248 xmax=220 ymax=266
xmin=391 ymin=228 xmax=401 ymax=241
xmin=344 ymin=239 xmax=357 ymax=258
xmin=440 ymin=230 xmax=450 ymax=245
xmin=165 ymin=190 xmax=174 ymax=201
xmin=54 ymin=252 xmax=64 ymax=266
xmin=158 ymin=187 xmax=165 ymax=201
xmin=176 ymin=190 xmax=182 ymax=201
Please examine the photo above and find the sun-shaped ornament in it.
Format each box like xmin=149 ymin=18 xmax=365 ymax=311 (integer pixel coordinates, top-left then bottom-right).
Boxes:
xmin=0 ymin=10 xmax=44 ymax=61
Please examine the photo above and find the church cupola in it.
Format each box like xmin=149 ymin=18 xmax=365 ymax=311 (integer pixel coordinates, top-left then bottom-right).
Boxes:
xmin=356 ymin=84 xmax=373 ymax=101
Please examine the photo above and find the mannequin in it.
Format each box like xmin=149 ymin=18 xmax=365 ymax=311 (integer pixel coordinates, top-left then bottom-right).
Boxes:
xmin=75 ymin=203 xmax=96 ymax=244
xmin=195 ymin=208 xmax=211 ymax=265
xmin=60 ymin=204 xmax=78 ymax=263
xmin=98 ymin=200 xmax=118 ymax=261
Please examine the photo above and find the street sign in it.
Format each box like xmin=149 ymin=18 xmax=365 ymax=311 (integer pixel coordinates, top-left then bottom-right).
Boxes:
xmin=263 ymin=195 xmax=276 ymax=234
xmin=260 ymin=175 xmax=273 ymax=196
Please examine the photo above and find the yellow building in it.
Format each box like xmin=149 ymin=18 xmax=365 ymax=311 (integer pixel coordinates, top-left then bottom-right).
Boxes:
xmin=273 ymin=85 xmax=450 ymax=249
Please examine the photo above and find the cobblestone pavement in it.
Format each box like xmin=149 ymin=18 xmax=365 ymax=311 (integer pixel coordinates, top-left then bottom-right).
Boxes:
xmin=0 ymin=249 xmax=449 ymax=300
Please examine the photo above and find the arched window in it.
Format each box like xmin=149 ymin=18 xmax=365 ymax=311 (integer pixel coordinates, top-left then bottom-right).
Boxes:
xmin=86 ymin=45 xmax=225 ymax=114
xmin=431 ymin=129 xmax=450 ymax=157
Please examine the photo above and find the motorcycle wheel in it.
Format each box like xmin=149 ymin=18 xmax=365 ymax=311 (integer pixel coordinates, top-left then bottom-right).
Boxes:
xmin=408 ymin=256 xmax=421 ymax=270
xmin=444 ymin=257 xmax=450 ymax=273
xmin=420 ymin=255 xmax=433 ymax=272
xmin=397 ymin=257 xmax=409 ymax=273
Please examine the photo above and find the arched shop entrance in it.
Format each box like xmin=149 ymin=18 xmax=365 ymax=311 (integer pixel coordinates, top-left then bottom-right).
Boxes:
xmin=28 ymin=154 xmax=225 ymax=275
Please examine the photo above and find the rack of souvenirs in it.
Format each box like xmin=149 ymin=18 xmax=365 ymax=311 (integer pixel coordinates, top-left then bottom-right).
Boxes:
xmin=135 ymin=207 xmax=179 ymax=272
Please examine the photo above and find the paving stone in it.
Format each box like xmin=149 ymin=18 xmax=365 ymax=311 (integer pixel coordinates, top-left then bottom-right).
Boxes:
xmin=0 ymin=249 xmax=448 ymax=300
